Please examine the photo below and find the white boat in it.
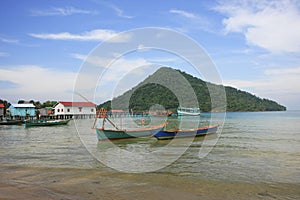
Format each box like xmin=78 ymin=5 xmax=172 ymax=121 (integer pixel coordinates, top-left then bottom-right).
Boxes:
xmin=177 ymin=106 xmax=201 ymax=116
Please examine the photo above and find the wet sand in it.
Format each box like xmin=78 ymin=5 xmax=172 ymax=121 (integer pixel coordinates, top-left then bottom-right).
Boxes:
xmin=1 ymin=165 xmax=299 ymax=200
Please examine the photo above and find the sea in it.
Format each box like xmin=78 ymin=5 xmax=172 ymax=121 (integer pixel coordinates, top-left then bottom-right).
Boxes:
xmin=1 ymin=111 xmax=299 ymax=199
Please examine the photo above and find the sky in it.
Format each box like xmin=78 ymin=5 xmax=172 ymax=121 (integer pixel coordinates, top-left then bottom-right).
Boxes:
xmin=0 ymin=0 xmax=300 ymax=110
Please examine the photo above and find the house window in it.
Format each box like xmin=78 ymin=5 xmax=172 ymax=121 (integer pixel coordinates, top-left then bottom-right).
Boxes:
xmin=79 ymin=107 xmax=82 ymax=112
xmin=61 ymin=109 xmax=63 ymax=112
xmin=57 ymin=109 xmax=60 ymax=112
xmin=91 ymin=108 xmax=94 ymax=112
xmin=67 ymin=108 xmax=70 ymax=112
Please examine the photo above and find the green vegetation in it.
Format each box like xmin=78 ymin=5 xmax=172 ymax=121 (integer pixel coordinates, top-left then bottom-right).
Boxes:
xmin=225 ymin=87 xmax=286 ymax=111
xmin=97 ymin=101 xmax=111 ymax=111
xmin=129 ymin=83 xmax=179 ymax=113
xmin=17 ymin=100 xmax=58 ymax=109
xmin=1 ymin=99 xmax=58 ymax=110
xmin=98 ymin=67 xmax=286 ymax=113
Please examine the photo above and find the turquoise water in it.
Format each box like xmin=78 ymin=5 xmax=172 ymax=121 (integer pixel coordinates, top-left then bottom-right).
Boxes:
xmin=166 ymin=111 xmax=300 ymax=183
xmin=0 ymin=111 xmax=299 ymax=184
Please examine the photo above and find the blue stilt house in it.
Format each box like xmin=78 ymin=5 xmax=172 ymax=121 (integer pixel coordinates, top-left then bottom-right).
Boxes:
xmin=9 ymin=104 xmax=35 ymax=119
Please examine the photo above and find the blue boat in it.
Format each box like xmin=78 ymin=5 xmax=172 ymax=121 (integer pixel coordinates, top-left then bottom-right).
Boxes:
xmin=153 ymin=124 xmax=219 ymax=140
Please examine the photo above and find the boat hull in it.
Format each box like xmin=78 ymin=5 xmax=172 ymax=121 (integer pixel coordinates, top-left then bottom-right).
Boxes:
xmin=177 ymin=107 xmax=201 ymax=116
xmin=154 ymin=125 xmax=219 ymax=140
xmin=25 ymin=119 xmax=71 ymax=127
xmin=177 ymin=110 xmax=201 ymax=116
xmin=96 ymin=124 xmax=165 ymax=141
xmin=0 ymin=120 xmax=23 ymax=125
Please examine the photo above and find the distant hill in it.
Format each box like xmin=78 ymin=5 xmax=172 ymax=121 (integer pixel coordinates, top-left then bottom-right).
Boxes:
xmin=98 ymin=67 xmax=286 ymax=113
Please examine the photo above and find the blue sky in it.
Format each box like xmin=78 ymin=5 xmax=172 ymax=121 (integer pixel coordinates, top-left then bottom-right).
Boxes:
xmin=1 ymin=0 xmax=300 ymax=110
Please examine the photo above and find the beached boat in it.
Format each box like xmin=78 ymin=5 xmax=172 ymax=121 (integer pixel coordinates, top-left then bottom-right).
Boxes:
xmin=25 ymin=119 xmax=71 ymax=127
xmin=177 ymin=106 xmax=201 ymax=116
xmin=153 ymin=124 xmax=219 ymax=140
xmin=95 ymin=108 xmax=166 ymax=140
xmin=0 ymin=119 xmax=23 ymax=125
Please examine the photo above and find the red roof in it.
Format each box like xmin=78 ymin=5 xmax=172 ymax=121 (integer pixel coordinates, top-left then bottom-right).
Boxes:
xmin=60 ymin=102 xmax=96 ymax=107
xmin=0 ymin=104 xmax=4 ymax=108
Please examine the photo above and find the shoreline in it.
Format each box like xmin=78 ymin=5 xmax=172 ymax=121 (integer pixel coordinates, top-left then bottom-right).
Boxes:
xmin=1 ymin=165 xmax=299 ymax=200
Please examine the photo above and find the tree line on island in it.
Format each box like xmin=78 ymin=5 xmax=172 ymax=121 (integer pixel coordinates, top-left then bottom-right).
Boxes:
xmin=98 ymin=67 xmax=286 ymax=113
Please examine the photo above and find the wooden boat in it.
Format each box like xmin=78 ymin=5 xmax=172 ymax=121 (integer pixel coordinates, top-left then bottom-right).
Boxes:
xmin=177 ymin=106 xmax=201 ymax=116
xmin=25 ymin=119 xmax=71 ymax=127
xmin=153 ymin=124 xmax=219 ymax=140
xmin=0 ymin=119 xmax=23 ymax=125
xmin=96 ymin=123 xmax=166 ymax=140
xmin=95 ymin=108 xmax=166 ymax=141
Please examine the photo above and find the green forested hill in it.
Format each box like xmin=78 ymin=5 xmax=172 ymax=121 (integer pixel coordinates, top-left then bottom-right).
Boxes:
xmin=98 ymin=67 xmax=286 ymax=113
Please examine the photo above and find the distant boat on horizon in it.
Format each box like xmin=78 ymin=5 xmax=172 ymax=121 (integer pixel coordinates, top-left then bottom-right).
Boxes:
xmin=177 ymin=106 xmax=201 ymax=116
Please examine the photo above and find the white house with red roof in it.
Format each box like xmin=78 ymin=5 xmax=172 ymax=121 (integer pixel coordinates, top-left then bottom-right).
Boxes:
xmin=53 ymin=101 xmax=96 ymax=119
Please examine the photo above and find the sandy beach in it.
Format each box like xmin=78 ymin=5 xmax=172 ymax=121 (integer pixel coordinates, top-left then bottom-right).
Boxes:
xmin=1 ymin=165 xmax=299 ymax=200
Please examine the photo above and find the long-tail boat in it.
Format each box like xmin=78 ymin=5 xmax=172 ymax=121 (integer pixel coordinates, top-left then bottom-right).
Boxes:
xmin=0 ymin=119 xmax=23 ymax=125
xmin=95 ymin=108 xmax=166 ymax=141
xmin=25 ymin=119 xmax=71 ymax=127
xmin=153 ymin=124 xmax=219 ymax=140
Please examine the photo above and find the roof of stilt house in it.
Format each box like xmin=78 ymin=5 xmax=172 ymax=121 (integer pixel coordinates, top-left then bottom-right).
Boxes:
xmin=59 ymin=102 xmax=96 ymax=107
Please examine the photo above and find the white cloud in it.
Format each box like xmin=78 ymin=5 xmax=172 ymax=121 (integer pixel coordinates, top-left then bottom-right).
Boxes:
xmin=73 ymin=53 xmax=151 ymax=81
xmin=0 ymin=65 xmax=77 ymax=102
xmin=71 ymin=53 xmax=156 ymax=102
xmin=95 ymin=59 xmax=157 ymax=101
xmin=70 ymin=53 xmax=87 ymax=61
xmin=169 ymin=9 xmax=214 ymax=33
xmin=71 ymin=53 xmax=119 ymax=68
xmin=30 ymin=6 xmax=97 ymax=16
xmin=224 ymin=66 xmax=300 ymax=109
xmin=215 ymin=0 xmax=300 ymax=53
xmin=29 ymin=29 xmax=131 ymax=42
xmin=264 ymin=67 xmax=300 ymax=75
xmin=103 ymin=57 xmax=151 ymax=81
xmin=110 ymin=4 xmax=133 ymax=19
xmin=0 ymin=37 xmax=19 ymax=44
xmin=0 ymin=52 xmax=9 ymax=57
xmin=169 ymin=9 xmax=197 ymax=19
xmin=147 ymin=57 xmax=179 ymax=63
